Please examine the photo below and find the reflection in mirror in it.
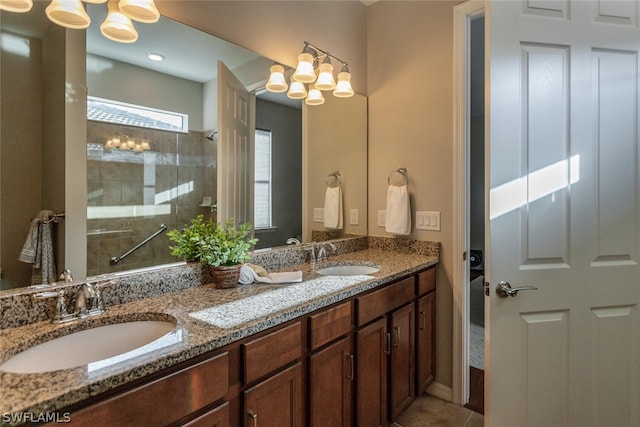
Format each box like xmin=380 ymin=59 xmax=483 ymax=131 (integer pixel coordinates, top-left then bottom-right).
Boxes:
xmin=0 ymin=5 xmax=366 ymax=291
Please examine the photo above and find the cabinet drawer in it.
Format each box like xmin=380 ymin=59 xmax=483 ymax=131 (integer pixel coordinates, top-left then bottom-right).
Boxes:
xmin=309 ymin=301 xmax=353 ymax=350
xmin=243 ymin=321 xmax=302 ymax=384
xmin=69 ymin=351 xmax=229 ymax=426
xmin=417 ymin=267 xmax=436 ymax=295
xmin=182 ymin=401 xmax=230 ymax=427
xmin=356 ymin=276 xmax=415 ymax=326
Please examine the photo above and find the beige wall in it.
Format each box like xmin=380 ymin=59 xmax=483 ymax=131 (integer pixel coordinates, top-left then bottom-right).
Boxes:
xmin=368 ymin=0 xmax=461 ymax=389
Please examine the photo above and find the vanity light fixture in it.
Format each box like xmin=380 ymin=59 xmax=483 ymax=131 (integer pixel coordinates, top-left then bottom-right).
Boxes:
xmin=266 ymin=41 xmax=354 ymax=105
xmin=104 ymin=135 xmax=151 ymax=152
xmin=0 ymin=0 xmax=159 ymax=44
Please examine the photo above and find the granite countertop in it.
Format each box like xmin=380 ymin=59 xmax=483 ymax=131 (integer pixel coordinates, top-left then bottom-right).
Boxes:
xmin=0 ymin=248 xmax=437 ymax=421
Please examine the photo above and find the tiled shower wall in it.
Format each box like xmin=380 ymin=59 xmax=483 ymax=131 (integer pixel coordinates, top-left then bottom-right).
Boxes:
xmin=86 ymin=121 xmax=216 ymax=276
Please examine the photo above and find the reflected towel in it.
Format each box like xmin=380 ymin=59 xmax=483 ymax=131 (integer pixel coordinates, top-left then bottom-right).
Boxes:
xmin=385 ymin=185 xmax=411 ymax=235
xmin=239 ymin=264 xmax=303 ymax=284
xmin=323 ymin=185 xmax=343 ymax=229
xmin=19 ymin=210 xmax=57 ymax=285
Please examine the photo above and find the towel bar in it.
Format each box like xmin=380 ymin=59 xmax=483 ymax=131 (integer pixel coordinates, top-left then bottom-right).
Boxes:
xmin=388 ymin=167 xmax=409 ymax=185
xmin=325 ymin=171 xmax=342 ymax=188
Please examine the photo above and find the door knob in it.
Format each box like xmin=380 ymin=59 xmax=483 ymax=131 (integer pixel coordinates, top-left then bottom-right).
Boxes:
xmin=496 ymin=281 xmax=538 ymax=298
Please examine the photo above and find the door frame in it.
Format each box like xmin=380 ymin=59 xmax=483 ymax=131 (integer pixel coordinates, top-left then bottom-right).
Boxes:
xmin=452 ymin=0 xmax=485 ymax=406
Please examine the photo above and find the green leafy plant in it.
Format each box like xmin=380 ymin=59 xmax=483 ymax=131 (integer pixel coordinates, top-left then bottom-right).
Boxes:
xmin=167 ymin=215 xmax=258 ymax=266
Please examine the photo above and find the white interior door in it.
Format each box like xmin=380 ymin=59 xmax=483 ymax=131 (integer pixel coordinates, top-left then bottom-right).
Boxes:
xmin=217 ymin=61 xmax=254 ymax=226
xmin=487 ymin=0 xmax=640 ymax=425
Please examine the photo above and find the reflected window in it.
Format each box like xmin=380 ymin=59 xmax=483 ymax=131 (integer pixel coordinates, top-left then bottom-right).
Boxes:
xmin=87 ymin=96 xmax=188 ymax=132
xmin=255 ymin=129 xmax=273 ymax=229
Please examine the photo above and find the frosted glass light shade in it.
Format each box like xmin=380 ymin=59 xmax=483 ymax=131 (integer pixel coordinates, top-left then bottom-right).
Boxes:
xmin=287 ymin=80 xmax=307 ymax=99
xmin=111 ymin=137 xmax=121 ymax=147
xmin=333 ymin=71 xmax=354 ymax=98
xmin=305 ymin=85 xmax=325 ymax=106
xmin=101 ymin=0 xmax=138 ymax=43
xmin=0 ymin=0 xmax=33 ymax=12
xmin=118 ymin=0 xmax=159 ymax=23
xmin=292 ymin=53 xmax=316 ymax=84
xmin=140 ymin=140 xmax=151 ymax=150
xmin=46 ymin=0 xmax=90 ymax=29
xmin=315 ymin=62 xmax=336 ymax=91
xmin=266 ymin=64 xmax=288 ymax=93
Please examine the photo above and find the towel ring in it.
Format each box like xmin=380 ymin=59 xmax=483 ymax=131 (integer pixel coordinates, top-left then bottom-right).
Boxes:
xmin=326 ymin=171 xmax=342 ymax=188
xmin=388 ymin=168 xmax=409 ymax=186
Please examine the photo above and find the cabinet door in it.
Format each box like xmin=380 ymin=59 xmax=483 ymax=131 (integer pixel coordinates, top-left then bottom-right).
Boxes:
xmin=309 ymin=336 xmax=353 ymax=427
xmin=416 ymin=292 xmax=436 ymax=395
xmin=244 ymin=363 xmax=303 ymax=427
xmin=355 ymin=317 xmax=388 ymax=427
xmin=389 ymin=303 xmax=415 ymax=420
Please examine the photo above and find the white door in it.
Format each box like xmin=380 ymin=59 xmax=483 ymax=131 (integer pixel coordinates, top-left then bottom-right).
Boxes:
xmin=487 ymin=0 xmax=640 ymax=425
xmin=217 ymin=61 xmax=254 ymax=226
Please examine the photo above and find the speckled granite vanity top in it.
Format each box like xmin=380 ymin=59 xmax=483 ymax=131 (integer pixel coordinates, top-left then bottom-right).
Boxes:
xmin=0 ymin=248 xmax=437 ymax=420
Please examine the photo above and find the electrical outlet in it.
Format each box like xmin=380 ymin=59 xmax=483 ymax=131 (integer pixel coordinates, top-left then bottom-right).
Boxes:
xmin=313 ymin=208 xmax=324 ymax=223
xmin=350 ymin=209 xmax=359 ymax=225
xmin=377 ymin=210 xmax=386 ymax=227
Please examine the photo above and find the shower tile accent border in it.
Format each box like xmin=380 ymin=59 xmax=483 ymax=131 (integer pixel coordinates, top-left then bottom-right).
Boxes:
xmin=0 ymin=236 xmax=438 ymax=330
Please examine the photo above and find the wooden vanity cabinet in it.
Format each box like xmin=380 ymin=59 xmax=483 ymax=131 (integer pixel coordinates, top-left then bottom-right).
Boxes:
xmin=389 ymin=302 xmax=415 ymax=420
xmin=355 ymin=317 xmax=388 ymax=427
xmin=416 ymin=267 xmax=437 ymax=395
xmin=308 ymin=301 xmax=354 ymax=427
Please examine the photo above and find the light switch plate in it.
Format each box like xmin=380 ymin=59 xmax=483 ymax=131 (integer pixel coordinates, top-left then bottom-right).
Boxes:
xmin=416 ymin=211 xmax=441 ymax=231
xmin=377 ymin=210 xmax=386 ymax=227
xmin=313 ymin=208 xmax=324 ymax=223
xmin=350 ymin=209 xmax=359 ymax=225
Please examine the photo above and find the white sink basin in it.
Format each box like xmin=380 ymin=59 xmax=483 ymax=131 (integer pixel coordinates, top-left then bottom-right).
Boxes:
xmin=316 ymin=264 xmax=380 ymax=276
xmin=0 ymin=320 xmax=177 ymax=374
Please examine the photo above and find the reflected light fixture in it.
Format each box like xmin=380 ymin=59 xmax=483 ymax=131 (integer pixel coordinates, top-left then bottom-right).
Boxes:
xmin=266 ymin=41 xmax=354 ymax=105
xmin=0 ymin=0 xmax=33 ymax=13
xmin=1 ymin=0 xmax=159 ymax=44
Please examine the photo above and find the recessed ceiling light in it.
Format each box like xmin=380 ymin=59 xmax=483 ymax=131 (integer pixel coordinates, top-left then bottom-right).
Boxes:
xmin=147 ymin=52 xmax=164 ymax=62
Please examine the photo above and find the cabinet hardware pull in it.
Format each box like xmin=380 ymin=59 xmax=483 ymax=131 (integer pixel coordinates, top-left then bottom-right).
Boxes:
xmin=248 ymin=409 xmax=258 ymax=427
xmin=347 ymin=352 xmax=355 ymax=380
xmin=393 ymin=326 xmax=400 ymax=348
xmin=419 ymin=311 xmax=426 ymax=330
xmin=385 ymin=332 xmax=391 ymax=355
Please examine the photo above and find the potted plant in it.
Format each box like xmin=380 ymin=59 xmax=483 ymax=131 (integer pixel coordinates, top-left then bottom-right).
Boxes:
xmin=167 ymin=215 xmax=214 ymax=263
xmin=167 ymin=215 xmax=258 ymax=288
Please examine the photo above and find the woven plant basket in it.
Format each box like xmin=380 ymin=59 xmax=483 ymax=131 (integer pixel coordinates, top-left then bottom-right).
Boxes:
xmin=210 ymin=264 xmax=241 ymax=289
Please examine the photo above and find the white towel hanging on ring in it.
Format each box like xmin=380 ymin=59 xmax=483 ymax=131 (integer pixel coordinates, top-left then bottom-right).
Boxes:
xmin=323 ymin=185 xmax=343 ymax=229
xmin=385 ymin=184 xmax=411 ymax=235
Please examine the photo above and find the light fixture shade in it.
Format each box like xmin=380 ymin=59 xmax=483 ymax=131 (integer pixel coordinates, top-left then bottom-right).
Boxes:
xmin=0 ymin=0 xmax=33 ymax=12
xmin=333 ymin=71 xmax=354 ymax=98
xmin=287 ymin=80 xmax=307 ymax=99
xmin=118 ymin=0 xmax=159 ymax=23
xmin=140 ymin=140 xmax=151 ymax=150
xmin=126 ymin=137 xmax=136 ymax=148
xmin=101 ymin=0 xmax=138 ymax=43
xmin=266 ymin=64 xmax=288 ymax=93
xmin=45 ymin=0 xmax=91 ymax=29
xmin=292 ymin=52 xmax=316 ymax=84
xmin=315 ymin=61 xmax=336 ymax=91
xmin=111 ymin=137 xmax=121 ymax=147
xmin=305 ymin=85 xmax=325 ymax=106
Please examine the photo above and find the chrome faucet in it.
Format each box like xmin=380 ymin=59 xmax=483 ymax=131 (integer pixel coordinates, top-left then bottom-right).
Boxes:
xmin=62 ymin=268 xmax=73 ymax=283
xmin=75 ymin=282 xmax=98 ymax=317
xmin=35 ymin=278 xmax=116 ymax=323
xmin=286 ymin=237 xmax=302 ymax=245
xmin=317 ymin=242 xmax=337 ymax=261
xmin=34 ymin=289 xmax=75 ymax=324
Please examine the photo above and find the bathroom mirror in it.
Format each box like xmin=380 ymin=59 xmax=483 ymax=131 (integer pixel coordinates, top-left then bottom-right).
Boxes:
xmin=0 ymin=3 xmax=367 ymax=291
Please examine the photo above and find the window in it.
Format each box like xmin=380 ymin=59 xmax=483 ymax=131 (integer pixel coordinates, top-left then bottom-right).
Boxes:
xmin=87 ymin=96 xmax=188 ymax=133
xmin=254 ymin=129 xmax=273 ymax=229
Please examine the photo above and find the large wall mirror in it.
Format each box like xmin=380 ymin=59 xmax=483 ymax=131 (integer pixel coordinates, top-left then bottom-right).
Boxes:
xmin=0 ymin=2 xmax=367 ymax=291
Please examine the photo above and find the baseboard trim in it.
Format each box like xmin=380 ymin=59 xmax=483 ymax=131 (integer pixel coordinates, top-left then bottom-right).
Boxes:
xmin=426 ymin=381 xmax=453 ymax=402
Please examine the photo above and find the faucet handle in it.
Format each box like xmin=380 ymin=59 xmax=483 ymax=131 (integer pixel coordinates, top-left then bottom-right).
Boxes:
xmin=90 ymin=278 xmax=118 ymax=313
xmin=34 ymin=289 xmax=75 ymax=324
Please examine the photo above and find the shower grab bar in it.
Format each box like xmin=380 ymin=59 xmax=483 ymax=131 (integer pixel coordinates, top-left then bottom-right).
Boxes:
xmin=110 ymin=224 xmax=168 ymax=265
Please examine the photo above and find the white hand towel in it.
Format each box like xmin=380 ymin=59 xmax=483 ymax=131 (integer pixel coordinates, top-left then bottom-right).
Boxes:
xmin=323 ymin=186 xmax=343 ymax=229
xmin=239 ymin=264 xmax=303 ymax=284
xmin=385 ymin=184 xmax=411 ymax=235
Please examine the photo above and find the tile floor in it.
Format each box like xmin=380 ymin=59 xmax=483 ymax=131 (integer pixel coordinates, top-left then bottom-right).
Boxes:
xmin=394 ymin=394 xmax=484 ymax=427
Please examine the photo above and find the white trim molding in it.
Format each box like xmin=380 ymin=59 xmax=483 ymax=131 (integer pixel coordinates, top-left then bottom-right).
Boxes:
xmin=452 ymin=0 xmax=485 ymax=407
